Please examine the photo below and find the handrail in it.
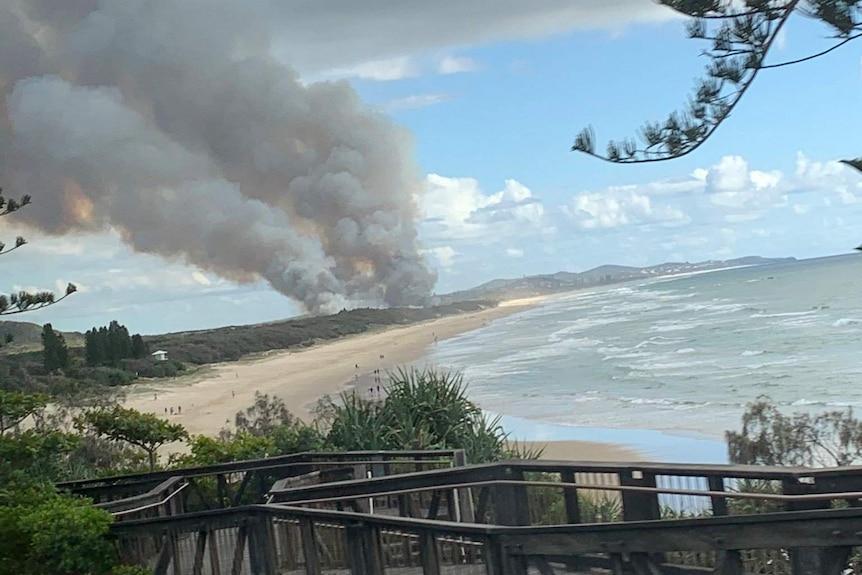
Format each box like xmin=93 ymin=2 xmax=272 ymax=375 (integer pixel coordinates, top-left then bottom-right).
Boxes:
xmin=267 ymin=458 xmax=862 ymax=502
xmin=110 ymin=482 xmax=190 ymax=518
xmin=95 ymin=477 xmax=185 ymax=514
xmin=59 ymin=449 xmax=462 ymax=491
xmin=268 ymin=477 xmax=862 ymax=506
xmin=109 ymin=500 xmax=862 ymax=536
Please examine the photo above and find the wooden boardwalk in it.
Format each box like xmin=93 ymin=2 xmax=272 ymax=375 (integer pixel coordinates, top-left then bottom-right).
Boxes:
xmin=76 ymin=451 xmax=862 ymax=575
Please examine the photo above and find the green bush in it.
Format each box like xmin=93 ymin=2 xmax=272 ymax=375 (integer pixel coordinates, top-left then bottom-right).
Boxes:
xmin=0 ymin=484 xmax=116 ymax=575
xmin=73 ymin=367 xmax=136 ymax=387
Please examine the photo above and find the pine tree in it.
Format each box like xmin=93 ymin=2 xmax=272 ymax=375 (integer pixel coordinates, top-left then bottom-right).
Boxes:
xmin=130 ymin=334 xmax=148 ymax=359
xmin=84 ymin=329 xmax=95 ymax=366
xmin=107 ymin=320 xmax=131 ymax=363
xmin=41 ymin=323 xmax=68 ymax=372
xmin=98 ymin=326 xmax=110 ymax=363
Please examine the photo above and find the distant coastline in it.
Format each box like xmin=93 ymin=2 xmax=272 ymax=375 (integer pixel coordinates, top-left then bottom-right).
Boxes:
xmin=437 ymin=255 xmax=796 ymax=305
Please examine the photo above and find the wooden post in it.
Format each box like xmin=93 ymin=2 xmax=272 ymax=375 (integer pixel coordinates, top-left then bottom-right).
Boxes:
xmin=494 ymin=469 xmax=529 ymax=526
xmin=346 ymin=522 xmax=383 ymax=575
xmin=789 ymin=547 xmax=852 ymax=575
xmin=300 ymin=519 xmax=321 ymax=575
xmin=483 ymin=536 xmax=505 ymax=575
xmin=247 ymin=516 xmax=277 ymax=575
xmin=619 ymin=469 xmax=662 ymax=569
xmin=619 ymin=469 xmax=660 ymax=522
xmin=217 ymin=475 xmax=229 ymax=508
xmin=708 ymin=475 xmax=729 ymax=516
xmin=781 ymin=477 xmax=847 ymax=574
xmin=209 ymin=528 xmax=222 ymax=575
xmin=714 ymin=550 xmax=743 ymax=575
xmin=192 ymin=530 xmax=208 ymax=575
xmin=452 ymin=450 xmax=475 ymax=523
xmin=154 ymin=531 xmax=174 ymax=575
xmin=418 ymin=532 xmax=440 ymax=575
xmin=560 ymin=470 xmax=581 ymax=524
xmin=232 ymin=524 xmax=248 ymax=575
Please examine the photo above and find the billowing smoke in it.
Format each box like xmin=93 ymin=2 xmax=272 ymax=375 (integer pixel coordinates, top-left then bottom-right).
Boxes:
xmin=0 ymin=0 xmax=436 ymax=313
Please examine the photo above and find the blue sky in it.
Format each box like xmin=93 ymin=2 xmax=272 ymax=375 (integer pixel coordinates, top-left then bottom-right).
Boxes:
xmin=3 ymin=1 xmax=861 ymax=334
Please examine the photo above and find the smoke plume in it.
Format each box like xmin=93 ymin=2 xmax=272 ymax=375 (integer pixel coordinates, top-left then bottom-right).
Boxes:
xmin=0 ymin=0 xmax=436 ymax=313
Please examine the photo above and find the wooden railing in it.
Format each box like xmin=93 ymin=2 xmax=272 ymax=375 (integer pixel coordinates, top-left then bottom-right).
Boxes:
xmin=100 ymin=455 xmax=862 ymax=574
xmin=111 ymin=500 xmax=862 ymax=575
xmin=59 ymin=450 xmax=466 ymax=520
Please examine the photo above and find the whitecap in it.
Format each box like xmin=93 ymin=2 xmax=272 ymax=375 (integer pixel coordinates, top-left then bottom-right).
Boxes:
xmin=750 ymin=310 xmax=818 ymax=319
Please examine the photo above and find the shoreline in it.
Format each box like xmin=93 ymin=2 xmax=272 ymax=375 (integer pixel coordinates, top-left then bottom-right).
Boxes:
xmin=122 ymin=294 xmax=646 ymax=462
xmin=125 ymin=298 xmax=547 ymax=434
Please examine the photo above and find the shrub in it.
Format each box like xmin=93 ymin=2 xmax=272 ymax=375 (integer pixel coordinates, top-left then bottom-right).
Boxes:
xmin=0 ymin=483 xmax=116 ymax=575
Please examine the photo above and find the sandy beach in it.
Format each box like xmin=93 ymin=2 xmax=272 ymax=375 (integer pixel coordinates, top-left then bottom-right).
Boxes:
xmin=125 ymin=295 xmax=642 ymax=462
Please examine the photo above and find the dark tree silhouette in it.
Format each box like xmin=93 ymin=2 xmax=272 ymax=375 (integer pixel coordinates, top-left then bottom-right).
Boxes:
xmin=41 ymin=323 xmax=69 ymax=372
xmin=130 ymin=334 xmax=149 ymax=359
xmin=571 ymin=1 xmax=861 ymax=172
xmin=84 ymin=321 xmax=144 ymax=366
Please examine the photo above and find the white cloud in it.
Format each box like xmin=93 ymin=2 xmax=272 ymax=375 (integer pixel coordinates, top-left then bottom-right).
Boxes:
xmin=506 ymin=248 xmax=524 ymax=258
xmin=836 ymin=185 xmax=862 ymax=205
xmin=421 ymin=175 xmax=548 ymax=240
xmin=705 ymin=155 xmax=783 ymax=209
xmin=794 ymin=152 xmax=846 ymax=183
xmin=272 ymin=1 xmax=674 ymax=75
xmin=424 ymin=152 xmax=862 ymax=294
xmin=437 ymin=55 xmax=480 ymax=74
xmin=321 ymin=56 xmax=420 ymax=81
xmin=564 ymin=189 xmax=687 ymax=229
xmin=425 ymin=246 xmax=458 ymax=269
xmin=385 ymin=93 xmax=452 ymax=111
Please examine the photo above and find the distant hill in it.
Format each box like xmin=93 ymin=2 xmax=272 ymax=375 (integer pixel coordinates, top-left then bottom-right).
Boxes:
xmin=436 ymin=256 xmax=796 ymax=304
xmin=0 ymin=321 xmax=84 ymax=352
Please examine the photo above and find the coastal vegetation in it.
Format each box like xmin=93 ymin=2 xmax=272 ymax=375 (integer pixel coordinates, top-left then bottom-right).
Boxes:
xmin=727 ymin=395 xmax=862 ymax=467
xmin=0 ymin=301 xmax=495 ymax=400
xmin=0 ymin=366 xmax=537 ymax=574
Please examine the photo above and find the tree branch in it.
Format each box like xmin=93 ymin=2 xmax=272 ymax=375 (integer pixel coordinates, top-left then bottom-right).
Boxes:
xmin=760 ymin=32 xmax=861 ymax=68
xmin=573 ymin=0 xmax=801 ymax=164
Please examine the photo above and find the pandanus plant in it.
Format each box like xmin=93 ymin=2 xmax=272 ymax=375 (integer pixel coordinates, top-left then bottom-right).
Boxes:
xmin=318 ymin=367 xmax=539 ymax=463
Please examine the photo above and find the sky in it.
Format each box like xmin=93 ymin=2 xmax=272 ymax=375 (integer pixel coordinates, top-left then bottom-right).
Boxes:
xmin=2 ymin=0 xmax=861 ymax=334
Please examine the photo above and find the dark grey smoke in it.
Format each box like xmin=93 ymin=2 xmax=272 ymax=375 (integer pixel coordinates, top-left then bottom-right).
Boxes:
xmin=0 ymin=0 xmax=436 ymax=313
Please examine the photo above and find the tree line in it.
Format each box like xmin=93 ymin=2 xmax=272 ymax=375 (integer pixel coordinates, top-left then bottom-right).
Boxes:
xmin=84 ymin=320 xmax=149 ymax=367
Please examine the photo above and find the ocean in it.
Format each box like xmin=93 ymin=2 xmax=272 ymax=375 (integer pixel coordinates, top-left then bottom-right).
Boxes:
xmin=423 ymin=254 xmax=862 ymax=462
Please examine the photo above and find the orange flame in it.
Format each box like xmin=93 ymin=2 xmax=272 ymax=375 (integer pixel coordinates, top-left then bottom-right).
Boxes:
xmin=63 ymin=179 xmax=95 ymax=226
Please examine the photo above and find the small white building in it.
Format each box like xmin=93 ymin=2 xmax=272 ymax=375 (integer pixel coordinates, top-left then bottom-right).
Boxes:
xmin=151 ymin=350 xmax=169 ymax=362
